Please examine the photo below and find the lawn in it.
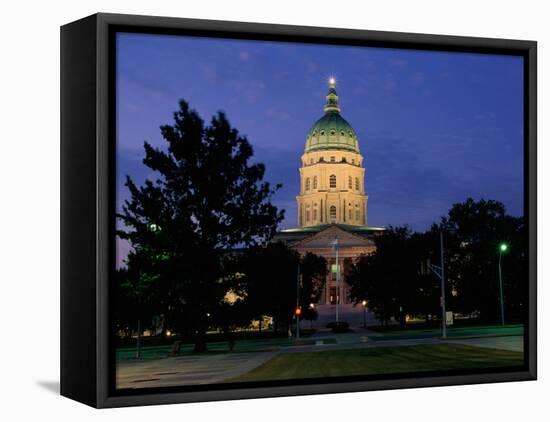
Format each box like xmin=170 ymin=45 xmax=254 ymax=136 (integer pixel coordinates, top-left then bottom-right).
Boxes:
xmin=116 ymin=335 xmax=316 ymax=360
xmin=226 ymin=343 xmax=524 ymax=382
xmin=368 ymin=324 xmax=524 ymax=341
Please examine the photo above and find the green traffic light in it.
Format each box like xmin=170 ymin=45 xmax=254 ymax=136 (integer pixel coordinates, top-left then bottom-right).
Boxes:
xmin=499 ymin=242 xmax=509 ymax=253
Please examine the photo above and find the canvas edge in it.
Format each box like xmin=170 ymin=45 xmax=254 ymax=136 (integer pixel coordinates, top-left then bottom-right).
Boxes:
xmin=58 ymin=12 xmax=538 ymax=409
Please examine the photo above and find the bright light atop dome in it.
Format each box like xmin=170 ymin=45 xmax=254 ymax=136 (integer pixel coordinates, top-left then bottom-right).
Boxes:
xmin=329 ymin=77 xmax=336 ymax=86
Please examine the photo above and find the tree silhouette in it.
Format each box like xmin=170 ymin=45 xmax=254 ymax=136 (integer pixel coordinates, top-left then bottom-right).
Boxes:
xmin=299 ymin=252 xmax=328 ymax=322
xmin=437 ymin=198 xmax=526 ymax=322
xmin=347 ymin=198 xmax=526 ymax=326
xmin=117 ymin=100 xmax=284 ymax=352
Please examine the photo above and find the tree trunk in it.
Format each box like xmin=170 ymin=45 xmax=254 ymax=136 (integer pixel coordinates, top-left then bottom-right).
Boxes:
xmin=193 ymin=337 xmax=207 ymax=353
xmin=193 ymin=328 xmax=208 ymax=353
xmin=136 ymin=319 xmax=142 ymax=359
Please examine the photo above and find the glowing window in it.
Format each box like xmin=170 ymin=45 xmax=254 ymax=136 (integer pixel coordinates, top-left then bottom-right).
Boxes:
xmin=330 ymin=206 xmax=337 ymax=222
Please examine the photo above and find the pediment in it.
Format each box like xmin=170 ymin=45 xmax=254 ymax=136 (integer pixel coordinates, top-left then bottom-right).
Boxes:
xmin=293 ymin=225 xmax=375 ymax=249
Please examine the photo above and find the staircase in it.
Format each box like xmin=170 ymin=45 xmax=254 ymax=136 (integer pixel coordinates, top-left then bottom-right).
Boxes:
xmin=307 ymin=304 xmax=380 ymax=329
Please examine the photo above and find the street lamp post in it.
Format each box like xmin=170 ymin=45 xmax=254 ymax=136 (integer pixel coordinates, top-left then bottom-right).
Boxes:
xmin=296 ymin=263 xmax=301 ymax=339
xmin=362 ymin=300 xmax=367 ymax=328
xmin=498 ymin=242 xmax=509 ymax=326
xmin=428 ymin=232 xmax=447 ymax=339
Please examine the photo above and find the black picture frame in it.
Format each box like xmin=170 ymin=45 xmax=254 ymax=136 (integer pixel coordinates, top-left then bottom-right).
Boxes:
xmin=61 ymin=12 xmax=537 ymax=408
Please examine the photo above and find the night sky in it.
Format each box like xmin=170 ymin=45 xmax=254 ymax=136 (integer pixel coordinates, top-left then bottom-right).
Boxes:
xmin=116 ymin=32 xmax=524 ymax=262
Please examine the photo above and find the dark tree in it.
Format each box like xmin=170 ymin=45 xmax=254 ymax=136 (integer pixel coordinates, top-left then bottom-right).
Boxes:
xmin=299 ymin=252 xmax=328 ymax=322
xmin=407 ymin=231 xmax=442 ymax=324
xmin=117 ymin=100 xmax=284 ymax=352
xmin=437 ymin=198 xmax=526 ymax=322
xmin=114 ymin=248 xmax=166 ymax=357
xmin=347 ymin=226 xmax=417 ymax=325
xmin=240 ymin=242 xmax=300 ymax=333
xmin=240 ymin=242 xmax=326 ymax=332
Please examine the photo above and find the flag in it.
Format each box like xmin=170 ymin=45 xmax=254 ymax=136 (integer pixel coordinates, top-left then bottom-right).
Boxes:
xmin=330 ymin=236 xmax=339 ymax=251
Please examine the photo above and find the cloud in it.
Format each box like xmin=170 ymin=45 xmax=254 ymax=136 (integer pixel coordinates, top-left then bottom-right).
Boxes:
xmin=474 ymin=111 xmax=497 ymax=120
xmin=412 ymin=71 xmax=425 ymax=84
xmin=306 ymin=61 xmax=320 ymax=74
xmin=383 ymin=73 xmax=397 ymax=92
xmin=230 ymin=80 xmax=266 ymax=103
xmin=201 ymin=65 xmax=220 ymax=82
xmin=265 ymin=108 xmax=291 ymax=121
xmin=239 ymin=51 xmax=252 ymax=62
xmin=388 ymin=58 xmax=408 ymax=68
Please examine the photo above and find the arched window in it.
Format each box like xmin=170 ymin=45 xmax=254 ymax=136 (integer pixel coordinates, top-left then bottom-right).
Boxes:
xmin=348 ymin=176 xmax=352 ymax=189
xmin=313 ymin=176 xmax=318 ymax=189
xmin=306 ymin=210 xmax=311 ymax=221
xmin=305 ymin=178 xmax=310 ymax=191
xmin=356 ymin=210 xmax=360 ymax=220
xmin=355 ymin=177 xmax=360 ymax=191
xmin=313 ymin=209 xmax=317 ymax=220
xmin=330 ymin=206 xmax=337 ymax=223
xmin=349 ymin=209 xmax=352 ymax=219
xmin=330 ymin=175 xmax=336 ymax=188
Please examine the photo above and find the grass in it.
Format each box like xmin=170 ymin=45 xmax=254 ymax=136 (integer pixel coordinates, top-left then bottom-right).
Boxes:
xmin=116 ymin=335 xmax=314 ymax=360
xmin=368 ymin=324 xmax=524 ymax=341
xmin=368 ymin=322 xmax=523 ymax=333
xmin=226 ymin=343 xmax=523 ymax=382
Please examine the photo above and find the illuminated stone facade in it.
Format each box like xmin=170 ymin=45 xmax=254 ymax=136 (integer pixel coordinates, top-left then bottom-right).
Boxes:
xmin=275 ymin=80 xmax=382 ymax=326
xmin=296 ymin=79 xmax=368 ymax=227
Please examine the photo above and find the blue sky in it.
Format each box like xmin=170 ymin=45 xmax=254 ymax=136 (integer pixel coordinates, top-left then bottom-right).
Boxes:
xmin=116 ymin=32 xmax=524 ymax=239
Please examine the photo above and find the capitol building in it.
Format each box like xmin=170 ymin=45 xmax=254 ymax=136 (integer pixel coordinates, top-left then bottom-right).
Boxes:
xmin=275 ymin=78 xmax=383 ymax=326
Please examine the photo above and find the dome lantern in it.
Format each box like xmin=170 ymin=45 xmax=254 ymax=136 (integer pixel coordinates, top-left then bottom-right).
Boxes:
xmin=305 ymin=79 xmax=360 ymax=154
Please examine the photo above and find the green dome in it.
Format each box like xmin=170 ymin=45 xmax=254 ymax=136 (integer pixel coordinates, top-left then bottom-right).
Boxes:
xmin=305 ymin=82 xmax=360 ymax=154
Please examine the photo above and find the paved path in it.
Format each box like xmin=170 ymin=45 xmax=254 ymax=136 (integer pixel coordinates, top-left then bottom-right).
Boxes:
xmin=445 ymin=335 xmax=523 ymax=352
xmin=117 ymin=351 xmax=278 ymax=389
xmin=117 ymin=330 xmax=524 ymax=388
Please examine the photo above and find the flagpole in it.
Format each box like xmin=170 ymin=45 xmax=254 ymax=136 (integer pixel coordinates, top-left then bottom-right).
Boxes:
xmin=335 ymin=236 xmax=339 ymax=323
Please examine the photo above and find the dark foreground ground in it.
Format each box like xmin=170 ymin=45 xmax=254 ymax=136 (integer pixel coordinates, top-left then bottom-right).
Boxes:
xmin=116 ymin=325 xmax=524 ymax=389
xmin=225 ymin=343 xmax=523 ymax=382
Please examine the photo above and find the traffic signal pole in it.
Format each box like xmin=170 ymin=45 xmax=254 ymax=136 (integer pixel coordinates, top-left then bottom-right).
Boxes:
xmin=440 ymin=232 xmax=447 ymax=339
xmin=428 ymin=232 xmax=447 ymax=339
